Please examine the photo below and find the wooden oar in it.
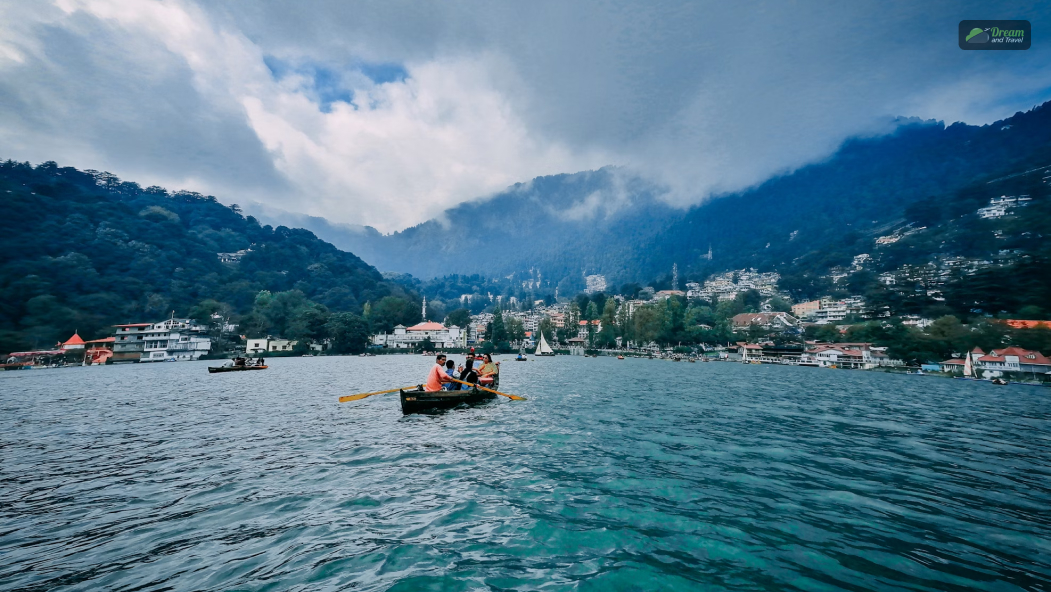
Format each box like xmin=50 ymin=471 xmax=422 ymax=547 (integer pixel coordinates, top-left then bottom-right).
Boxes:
xmin=449 ymin=378 xmax=526 ymax=401
xmin=339 ymin=385 xmax=418 ymax=403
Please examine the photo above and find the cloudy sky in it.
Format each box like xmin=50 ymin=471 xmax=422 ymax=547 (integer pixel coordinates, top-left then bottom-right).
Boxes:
xmin=1 ymin=1 xmax=1049 ymax=231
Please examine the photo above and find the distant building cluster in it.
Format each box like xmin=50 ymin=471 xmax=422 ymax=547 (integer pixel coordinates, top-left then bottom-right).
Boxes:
xmin=726 ymin=341 xmax=898 ymax=368
xmin=217 ymin=249 xmax=251 ymax=263
xmin=941 ymin=346 xmax=1051 ymax=377
xmin=875 ymin=224 xmax=926 ymax=246
xmin=584 ymin=274 xmax=608 ymax=294
xmin=977 ymin=194 xmax=1031 ymax=219
xmin=686 ymin=269 xmax=780 ymax=302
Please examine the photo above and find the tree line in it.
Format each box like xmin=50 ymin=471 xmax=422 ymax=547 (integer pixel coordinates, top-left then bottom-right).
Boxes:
xmin=0 ymin=160 xmax=420 ymax=353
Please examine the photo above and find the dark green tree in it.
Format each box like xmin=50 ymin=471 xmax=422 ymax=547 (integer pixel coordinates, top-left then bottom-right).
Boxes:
xmin=326 ymin=313 xmax=369 ymax=354
xmin=489 ymin=309 xmax=508 ymax=344
xmin=445 ymin=308 xmax=471 ymax=328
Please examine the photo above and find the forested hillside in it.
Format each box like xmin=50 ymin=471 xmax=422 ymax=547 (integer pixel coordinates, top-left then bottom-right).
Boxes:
xmin=0 ymin=161 xmax=421 ymax=352
xmin=651 ymin=102 xmax=1051 ymax=282
xmin=310 ymin=101 xmax=1051 ymax=291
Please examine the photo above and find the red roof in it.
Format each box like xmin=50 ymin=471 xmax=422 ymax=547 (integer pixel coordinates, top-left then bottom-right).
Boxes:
xmin=8 ymin=350 xmax=65 ymax=357
xmin=406 ymin=322 xmax=446 ymax=331
xmin=941 ymin=359 xmax=966 ymax=365
xmin=86 ymin=337 xmax=115 ymax=343
xmin=62 ymin=333 xmax=85 ymax=346
xmin=808 ymin=344 xmax=864 ymax=357
xmin=980 ymin=346 xmax=1051 ymax=365
xmin=1001 ymin=319 xmax=1051 ymax=330
xmin=971 ymin=346 xmax=985 ymax=354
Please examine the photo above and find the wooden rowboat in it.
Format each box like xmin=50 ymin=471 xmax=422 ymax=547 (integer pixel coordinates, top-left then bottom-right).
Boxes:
xmin=400 ymin=386 xmax=496 ymax=414
xmin=208 ymin=365 xmax=268 ymax=373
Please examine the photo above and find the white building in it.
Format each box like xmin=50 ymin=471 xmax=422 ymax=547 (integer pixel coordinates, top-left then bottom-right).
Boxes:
xmin=809 ymin=298 xmax=867 ymax=325
xmin=585 ymin=274 xmax=608 ymax=294
xmin=372 ymin=322 xmax=467 ymax=349
xmin=140 ymin=318 xmax=212 ymax=362
xmin=246 ymin=338 xmax=298 ymax=354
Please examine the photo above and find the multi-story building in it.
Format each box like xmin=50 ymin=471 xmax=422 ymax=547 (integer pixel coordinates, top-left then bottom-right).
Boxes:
xmin=112 ymin=323 xmax=153 ymax=363
xmin=791 ymin=300 xmax=821 ymax=319
xmin=372 ymin=322 xmax=468 ymax=349
xmin=810 ymin=298 xmax=867 ymax=325
xmin=576 ymin=319 xmax=601 ymax=339
xmin=139 ymin=318 xmax=212 ymax=362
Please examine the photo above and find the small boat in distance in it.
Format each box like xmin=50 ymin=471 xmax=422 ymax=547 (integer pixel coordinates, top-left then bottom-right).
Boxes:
xmin=617 ymin=355 xmax=625 ymax=360
xmin=516 ymin=353 xmax=527 ymax=361
xmin=535 ymin=332 xmax=555 ymax=356
xmin=209 ymin=357 xmax=268 ymax=373
xmin=208 ymin=365 xmax=267 ymax=373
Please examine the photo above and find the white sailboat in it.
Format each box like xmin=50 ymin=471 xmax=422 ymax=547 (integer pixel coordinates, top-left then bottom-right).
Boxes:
xmin=963 ymin=349 xmax=974 ymax=377
xmin=534 ymin=332 xmax=555 ymax=356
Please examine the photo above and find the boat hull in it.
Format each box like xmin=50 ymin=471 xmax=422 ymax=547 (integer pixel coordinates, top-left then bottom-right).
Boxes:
xmin=400 ymin=387 xmax=496 ymax=414
xmin=208 ymin=365 xmax=268 ymax=373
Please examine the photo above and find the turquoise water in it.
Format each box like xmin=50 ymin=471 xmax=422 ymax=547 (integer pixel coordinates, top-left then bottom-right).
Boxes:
xmin=1 ymin=356 xmax=1049 ymax=591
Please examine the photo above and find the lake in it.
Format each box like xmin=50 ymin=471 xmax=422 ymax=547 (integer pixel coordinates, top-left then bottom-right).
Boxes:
xmin=1 ymin=355 xmax=1049 ymax=591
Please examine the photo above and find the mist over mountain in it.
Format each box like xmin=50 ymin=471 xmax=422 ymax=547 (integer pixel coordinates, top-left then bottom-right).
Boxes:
xmin=278 ymin=101 xmax=1051 ymax=292
xmin=647 ymin=103 xmax=1051 ymax=283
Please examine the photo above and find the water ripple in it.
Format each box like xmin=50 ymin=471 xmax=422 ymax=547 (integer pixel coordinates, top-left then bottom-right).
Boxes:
xmin=1 ymin=357 xmax=1049 ymax=591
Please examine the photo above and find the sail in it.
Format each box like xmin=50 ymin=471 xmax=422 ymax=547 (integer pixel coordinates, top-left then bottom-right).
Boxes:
xmin=535 ymin=332 xmax=554 ymax=355
xmin=963 ymin=351 xmax=973 ymax=377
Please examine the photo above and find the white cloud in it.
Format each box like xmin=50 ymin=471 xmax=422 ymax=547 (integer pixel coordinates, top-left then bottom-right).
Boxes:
xmin=2 ymin=0 xmax=1050 ymax=232
xmin=8 ymin=0 xmax=608 ymax=231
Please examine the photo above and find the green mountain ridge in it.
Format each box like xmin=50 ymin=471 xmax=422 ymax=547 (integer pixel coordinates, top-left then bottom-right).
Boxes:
xmin=0 ymin=161 xmax=419 ymax=352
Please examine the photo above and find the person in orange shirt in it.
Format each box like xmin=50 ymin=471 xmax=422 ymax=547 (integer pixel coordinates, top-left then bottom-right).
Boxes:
xmin=425 ymin=354 xmax=453 ymax=391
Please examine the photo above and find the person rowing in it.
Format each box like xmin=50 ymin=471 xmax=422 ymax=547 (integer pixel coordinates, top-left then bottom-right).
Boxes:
xmin=425 ymin=354 xmax=454 ymax=392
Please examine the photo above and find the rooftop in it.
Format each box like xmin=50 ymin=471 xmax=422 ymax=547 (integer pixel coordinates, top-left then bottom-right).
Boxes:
xmin=406 ymin=322 xmax=447 ymax=331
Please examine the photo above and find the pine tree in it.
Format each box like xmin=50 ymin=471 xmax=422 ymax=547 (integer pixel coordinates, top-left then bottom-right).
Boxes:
xmin=489 ymin=309 xmax=508 ymax=344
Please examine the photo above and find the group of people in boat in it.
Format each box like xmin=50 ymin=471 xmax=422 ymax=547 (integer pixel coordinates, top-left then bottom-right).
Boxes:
xmin=425 ymin=351 xmax=499 ymax=392
xmin=231 ymin=356 xmax=266 ymax=367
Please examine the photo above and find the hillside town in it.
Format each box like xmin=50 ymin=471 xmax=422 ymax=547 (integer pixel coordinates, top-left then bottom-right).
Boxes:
xmin=5 ymin=263 xmax=1050 ymax=384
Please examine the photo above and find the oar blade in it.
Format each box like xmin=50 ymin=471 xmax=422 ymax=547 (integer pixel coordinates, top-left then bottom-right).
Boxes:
xmin=338 ymin=393 xmax=374 ymax=402
xmin=339 ymin=385 xmax=416 ymax=403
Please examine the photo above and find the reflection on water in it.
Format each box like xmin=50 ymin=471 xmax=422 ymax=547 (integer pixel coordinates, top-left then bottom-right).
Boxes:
xmin=1 ymin=356 xmax=1049 ymax=591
